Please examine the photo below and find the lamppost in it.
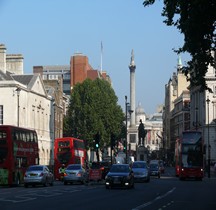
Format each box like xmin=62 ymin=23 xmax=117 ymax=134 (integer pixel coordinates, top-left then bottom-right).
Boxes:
xmin=195 ymin=107 xmax=198 ymax=130
xmin=125 ymin=96 xmax=129 ymax=163
xmin=206 ymin=96 xmax=211 ymax=178
xmin=16 ymin=87 xmax=21 ymax=127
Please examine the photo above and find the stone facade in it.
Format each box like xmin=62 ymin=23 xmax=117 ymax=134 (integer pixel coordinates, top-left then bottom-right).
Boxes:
xmin=0 ymin=44 xmax=54 ymax=166
xmin=190 ymin=51 xmax=216 ymax=162
xmin=164 ymin=56 xmax=190 ymax=156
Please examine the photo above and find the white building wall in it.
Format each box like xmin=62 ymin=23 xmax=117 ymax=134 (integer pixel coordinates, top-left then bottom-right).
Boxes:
xmin=190 ymin=51 xmax=216 ymax=162
xmin=1 ymin=85 xmax=19 ymax=125
xmin=0 ymin=82 xmax=53 ymax=166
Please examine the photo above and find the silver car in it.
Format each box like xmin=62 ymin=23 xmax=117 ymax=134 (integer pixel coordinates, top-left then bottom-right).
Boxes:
xmin=132 ymin=161 xmax=150 ymax=183
xmin=63 ymin=164 xmax=88 ymax=185
xmin=24 ymin=165 xmax=54 ymax=187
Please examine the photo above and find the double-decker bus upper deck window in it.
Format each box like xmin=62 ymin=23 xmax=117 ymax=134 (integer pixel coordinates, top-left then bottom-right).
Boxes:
xmin=21 ymin=132 xmax=27 ymax=142
xmin=58 ymin=141 xmax=70 ymax=147
xmin=74 ymin=139 xmax=84 ymax=149
xmin=182 ymin=132 xmax=202 ymax=144
xmin=30 ymin=132 xmax=37 ymax=142
xmin=26 ymin=132 xmax=30 ymax=142
xmin=0 ymin=131 xmax=7 ymax=144
xmin=32 ymin=132 xmax=38 ymax=143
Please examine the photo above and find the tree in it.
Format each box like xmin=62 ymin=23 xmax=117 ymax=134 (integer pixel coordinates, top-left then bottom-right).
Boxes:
xmin=143 ymin=0 xmax=216 ymax=91
xmin=64 ymin=78 xmax=124 ymax=151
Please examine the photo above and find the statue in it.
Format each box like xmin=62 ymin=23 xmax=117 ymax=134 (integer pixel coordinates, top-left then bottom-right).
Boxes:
xmin=138 ymin=119 xmax=147 ymax=146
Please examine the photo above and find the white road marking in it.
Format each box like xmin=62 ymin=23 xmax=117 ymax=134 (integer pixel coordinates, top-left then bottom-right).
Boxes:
xmin=132 ymin=187 xmax=176 ymax=210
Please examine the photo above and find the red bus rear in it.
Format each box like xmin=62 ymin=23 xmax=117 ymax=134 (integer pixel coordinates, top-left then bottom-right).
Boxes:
xmin=54 ymin=137 xmax=87 ymax=180
xmin=175 ymin=131 xmax=204 ymax=180
xmin=0 ymin=125 xmax=39 ymax=186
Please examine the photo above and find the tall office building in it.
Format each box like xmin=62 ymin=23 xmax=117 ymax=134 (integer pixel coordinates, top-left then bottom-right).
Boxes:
xmin=34 ymin=53 xmax=111 ymax=96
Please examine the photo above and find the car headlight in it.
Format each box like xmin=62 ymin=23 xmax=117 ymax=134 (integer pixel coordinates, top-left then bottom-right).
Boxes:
xmin=77 ymin=172 xmax=82 ymax=177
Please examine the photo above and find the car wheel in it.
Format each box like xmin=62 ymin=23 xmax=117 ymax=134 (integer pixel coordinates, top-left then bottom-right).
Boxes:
xmin=64 ymin=181 xmax=67 ymax=185
xmin=24 ymin=183 xmax=28 ymax=188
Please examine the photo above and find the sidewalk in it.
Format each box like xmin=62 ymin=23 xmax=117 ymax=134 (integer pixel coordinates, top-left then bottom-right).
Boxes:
xmin=204 ymin=166 xmax=216 ymax=179
xmin=210 ymin=166 xmax=216 ymax=178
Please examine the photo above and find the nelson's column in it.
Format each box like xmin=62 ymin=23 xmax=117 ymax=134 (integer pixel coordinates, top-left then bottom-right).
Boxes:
xmin=128 ymin=49 xmax=138 ymax=155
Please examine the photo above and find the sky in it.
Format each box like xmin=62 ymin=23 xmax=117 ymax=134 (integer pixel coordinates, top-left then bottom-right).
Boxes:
xmin=0 ymin=0 xmax=189 ymax=115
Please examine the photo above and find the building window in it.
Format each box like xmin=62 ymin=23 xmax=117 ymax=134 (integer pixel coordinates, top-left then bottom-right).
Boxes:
xmin=0 ymin=105 xmax=3 ymax=124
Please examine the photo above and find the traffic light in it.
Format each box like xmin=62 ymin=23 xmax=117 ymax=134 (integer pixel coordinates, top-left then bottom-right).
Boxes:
xmin=111 ymin=133 xmax=116 ymax=149
xmin=94 ymin=132 xmax=100 ymax=149
xmin=123 ymin=140 xmax=126 ymax=151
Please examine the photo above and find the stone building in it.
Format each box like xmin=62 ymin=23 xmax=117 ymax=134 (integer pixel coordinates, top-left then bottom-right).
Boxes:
xmin=129 ymin=102 xmax=163 ymax=160
xmin=189 ymin=51 xmax=216 ymax=162
xmin=163 ymin=56 xmax=190 ymax=158
xmin=0 ymin=44 xmax=54 ymax=166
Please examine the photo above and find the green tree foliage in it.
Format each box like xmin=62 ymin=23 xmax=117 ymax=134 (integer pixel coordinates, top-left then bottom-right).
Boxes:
xmin=143 ymin=0 xmax=216 ymax=91
xmin=64 ymin=78 xmax=124 ymax=150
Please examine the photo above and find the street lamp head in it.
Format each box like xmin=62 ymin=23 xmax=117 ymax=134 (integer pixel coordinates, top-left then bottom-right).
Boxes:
xmin=16 ymin=87 xmax=21 ymax=96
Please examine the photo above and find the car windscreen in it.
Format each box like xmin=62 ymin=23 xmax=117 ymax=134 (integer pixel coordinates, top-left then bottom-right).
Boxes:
xmin=27 ymin=166 xmax=43 ymax=171
xmin=67 ymin=165 xmax=81 ymax=170
xmin=150 ymin=164 xmax=158 ymax=169
xmin=110 ymin=165 xmax=129 ymax=173
xmin=132 ymin=162 xmax=146 ymax=168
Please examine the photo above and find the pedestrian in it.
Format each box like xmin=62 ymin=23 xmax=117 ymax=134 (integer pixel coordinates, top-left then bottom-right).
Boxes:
xmin=59 ymin=164 xmax=66 ymax=181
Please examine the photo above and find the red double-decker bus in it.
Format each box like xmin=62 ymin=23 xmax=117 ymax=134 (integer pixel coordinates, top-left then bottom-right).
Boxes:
xmin=0 ymin=125 xmax=39 ymax=186
xmin=54 ymin=137 xmax=87 ymax=180
xmin=175 ymin=130 xmax=204 ymax=180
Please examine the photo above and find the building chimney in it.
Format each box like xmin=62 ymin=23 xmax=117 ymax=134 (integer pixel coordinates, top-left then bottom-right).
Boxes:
xmin=0 ymin=44 xmax=6 ymax=74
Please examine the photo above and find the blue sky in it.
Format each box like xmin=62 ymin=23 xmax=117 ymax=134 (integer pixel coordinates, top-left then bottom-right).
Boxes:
xmin=0 ymin=0 xmax=189 ymax=115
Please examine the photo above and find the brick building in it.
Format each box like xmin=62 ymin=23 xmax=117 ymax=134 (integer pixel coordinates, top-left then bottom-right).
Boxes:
xmin=34 ymin=52 xmax=111 ymax=97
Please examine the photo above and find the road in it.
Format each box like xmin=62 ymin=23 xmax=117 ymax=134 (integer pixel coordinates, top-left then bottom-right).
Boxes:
xmin=0 ymin=167 xmax=216 ymax=210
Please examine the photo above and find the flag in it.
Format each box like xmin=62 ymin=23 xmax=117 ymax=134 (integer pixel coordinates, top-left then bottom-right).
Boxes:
xmin=101 ymin=41 xmax=103 ymax=53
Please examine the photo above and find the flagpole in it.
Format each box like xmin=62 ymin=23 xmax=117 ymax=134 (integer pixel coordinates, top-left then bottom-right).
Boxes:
xmin=100 ymin=41 xmax=103 ymax=73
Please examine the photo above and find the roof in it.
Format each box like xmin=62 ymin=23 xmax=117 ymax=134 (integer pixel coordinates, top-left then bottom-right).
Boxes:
xmin=11 ymin=75 xmax=34 ymax=86
xmin=0 ymin=70 xmax=13 ymax=81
